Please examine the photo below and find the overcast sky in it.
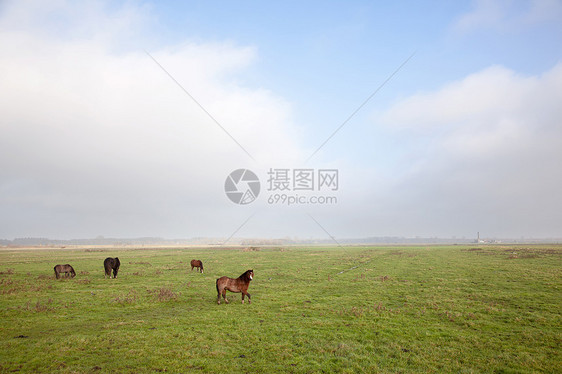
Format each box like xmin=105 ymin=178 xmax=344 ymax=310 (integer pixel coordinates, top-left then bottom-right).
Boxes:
xmin=1 ymin=0 xmax=561 ymax=240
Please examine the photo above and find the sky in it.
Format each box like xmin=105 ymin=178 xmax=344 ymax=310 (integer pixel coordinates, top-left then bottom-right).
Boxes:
xmin=1 ymin=0 xmax=561 ymax=241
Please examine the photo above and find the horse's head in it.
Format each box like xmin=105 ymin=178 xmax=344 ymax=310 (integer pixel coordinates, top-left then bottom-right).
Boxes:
xmin=247 ymin=270 xmax=254 ymax=281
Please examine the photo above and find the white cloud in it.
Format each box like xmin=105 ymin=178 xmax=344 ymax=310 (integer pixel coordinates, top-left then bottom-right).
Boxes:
xmin=455 ymin=0 xmax=510 ymax=32
xmin=0 ymin=0 xmax=305 ymax=238
xmin=455 ymin=0 xmax=562 ymax=32
xmin=369 ymin=63 xmax=562 ymax=237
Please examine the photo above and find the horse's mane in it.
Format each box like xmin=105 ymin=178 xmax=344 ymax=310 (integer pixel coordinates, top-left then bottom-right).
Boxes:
xmin=239 ymin=270 xmax=253 ymax=282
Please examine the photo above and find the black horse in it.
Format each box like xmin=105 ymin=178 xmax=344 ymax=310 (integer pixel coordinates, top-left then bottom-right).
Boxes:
xmin=104 ymin=257 xmax=120 ymax=278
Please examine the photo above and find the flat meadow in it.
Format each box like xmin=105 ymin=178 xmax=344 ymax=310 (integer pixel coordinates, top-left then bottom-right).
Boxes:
xmin=0 ymin=245 xmax=560 ymax=373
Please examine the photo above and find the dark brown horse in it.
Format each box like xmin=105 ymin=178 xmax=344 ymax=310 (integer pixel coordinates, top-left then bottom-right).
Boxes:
xmin=54 ymin=264 xmax=76 ymax=279
xmin=104 ymin=257 xmax=120 ymax=278
xmin=216 ymin=270 xmax=253 ymax=304
xmin=190 ymin=259 xmax=204 ymax=273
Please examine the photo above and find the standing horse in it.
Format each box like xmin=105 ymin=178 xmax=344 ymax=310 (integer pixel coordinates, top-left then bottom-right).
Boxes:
xmin=104 ymin=257 xmax=120 ymax=278
xmin=54 ymin=264 xmax=76 ymax=279
xmin=216 ymin=270 xmax=253 ymax=304
xmin=190 ymin=259 xmax=204 ymax=273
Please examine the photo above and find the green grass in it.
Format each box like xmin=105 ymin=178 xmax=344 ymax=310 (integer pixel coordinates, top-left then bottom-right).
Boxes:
xmin=0 ymin=245 xmax=560 ymax=373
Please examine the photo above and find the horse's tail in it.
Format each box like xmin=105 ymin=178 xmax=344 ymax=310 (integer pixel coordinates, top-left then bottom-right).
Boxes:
xmin=215 ymin=278 xmax=220 ymax=295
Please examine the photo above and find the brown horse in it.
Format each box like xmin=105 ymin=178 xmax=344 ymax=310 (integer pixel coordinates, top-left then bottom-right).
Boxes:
xmin=190 ymin=259 xmax=204 ymax=273
xmin=216 ymin=270 xmax=253 ymax=304
xmin=54 ymin=264 xmax=76 ymax=279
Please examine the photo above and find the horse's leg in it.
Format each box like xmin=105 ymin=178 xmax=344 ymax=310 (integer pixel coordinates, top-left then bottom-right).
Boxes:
xmin=247 ymin=292 xmax=251 ymax=304
xmin=216 ymin=282 xmax=221 ymax=304
xmin=222 ymin=290 xmax=229 ymax=304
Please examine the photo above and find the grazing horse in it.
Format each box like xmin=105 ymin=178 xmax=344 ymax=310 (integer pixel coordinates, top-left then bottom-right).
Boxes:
xmin=54 ymin=264 xmax=76 ymax=279
xmin=104 ymin=257 xmax=120 ymax=278
xmin=190 ymin=259 xmax=204 ymax=273
xmin=216 ymin=270 xmax=254 ymax=304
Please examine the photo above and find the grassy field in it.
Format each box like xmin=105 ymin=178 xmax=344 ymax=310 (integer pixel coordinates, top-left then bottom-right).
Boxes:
xmin=0 ymin=245 xmax=560 ymax=373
